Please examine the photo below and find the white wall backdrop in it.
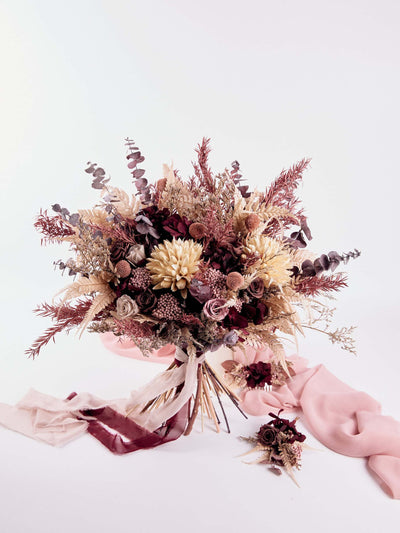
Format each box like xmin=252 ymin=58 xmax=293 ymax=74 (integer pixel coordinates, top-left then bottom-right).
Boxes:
xmin=0 ymin=1 xmax=399 ymax=532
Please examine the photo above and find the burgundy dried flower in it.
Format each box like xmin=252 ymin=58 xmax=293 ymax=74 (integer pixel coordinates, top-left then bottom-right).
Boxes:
xmin=202 ymin=240 xmax=243 ymax=273
xmin=136 ymin=291 xmax=157 ymax=313
xmin=268 ymin=411 xmax=306 ymax=444
xmin=241 ymin=302 xmax=268 ymax=325
xmin=110 ymin=242 xmax=129 ymax=263
xmin=163 ymin=214 xmax=191 ymax=239
xmin=224 ymin=308 xmax=249 ymax=329
xmin=245 ymin=361 xmax=272 ymax=388
xmin=257 ymin=425 xmax=280 ymax=446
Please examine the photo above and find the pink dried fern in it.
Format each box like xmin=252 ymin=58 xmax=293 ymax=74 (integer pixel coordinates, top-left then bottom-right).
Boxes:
xmin=294 ymin=273 xmax=348 ymax=297
xmin=26 ymin=298 xmax=95 ymax=359
xmin=34 ymin=210 xmax=76 ymax=245
xmin=265 ymin=158 xmax=311 ymax=211
xmin=191 ymin=137 xmax=216 ymax=193
xmin=88 ymin=221 xmax=136 ymax=245
xmin=112 ymin=318 xmax=153 ymax=339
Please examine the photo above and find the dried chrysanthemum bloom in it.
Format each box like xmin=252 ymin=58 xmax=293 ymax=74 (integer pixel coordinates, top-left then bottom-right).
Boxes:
xmin=243 ymin=235 xmax=292 ymax=289
xmin=146 ymin=238 xmax=203 ymax=298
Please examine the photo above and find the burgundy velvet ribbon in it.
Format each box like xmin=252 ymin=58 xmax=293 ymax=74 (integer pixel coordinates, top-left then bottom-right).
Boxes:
xmin=66 ymin=391 xmax=189 ymax=454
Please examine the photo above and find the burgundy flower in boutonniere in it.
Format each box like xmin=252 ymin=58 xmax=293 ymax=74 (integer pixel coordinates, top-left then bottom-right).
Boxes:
xmin=245 ymin=361 xmax=272 ymax=388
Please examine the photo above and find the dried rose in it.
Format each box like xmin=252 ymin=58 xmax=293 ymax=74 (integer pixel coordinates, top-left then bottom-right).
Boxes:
xmin=110 ymin=242 xmax=129 ymax=263
xmin=116 ymin=295 xmax=139 ymax=319
xmin=257 ymin=425 xmax=280 ymax=447
xmin=247 ymin=277 xmax=265 ymax=298
xmin=126 ymin=244 xmax=146 ymax=264
xmin=203 ymin=298 xmax=229 ymax=321
xmin=136 ymin=291 xmax=157 ymax=313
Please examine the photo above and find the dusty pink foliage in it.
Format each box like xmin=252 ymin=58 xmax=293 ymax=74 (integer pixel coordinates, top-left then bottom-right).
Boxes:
xmin=295 ymin=272 xmax=348 ymax=297
xmin=34 ymin=210 xmax=76 ymax=245
xmin=112 ymin=318 xmax=153 ymax=339
xmin=26 ymin=299 xmax=95 ymax=359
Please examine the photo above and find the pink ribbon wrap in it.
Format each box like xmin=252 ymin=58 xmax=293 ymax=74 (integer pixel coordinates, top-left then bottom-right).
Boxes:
xmin=100 ymin=332 xmax=175 ymax=363
xmin=234 ymin=346 xmax=400 ymax=499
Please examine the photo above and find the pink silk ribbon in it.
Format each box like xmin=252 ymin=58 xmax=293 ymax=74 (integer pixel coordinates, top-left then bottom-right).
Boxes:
xmin=100 ymin=332 xmax=176 ymax=363
xmin=0 ymin=389 xmax=188 ymax=453
xmin=234 ymin=346 xmax=400 ymax=499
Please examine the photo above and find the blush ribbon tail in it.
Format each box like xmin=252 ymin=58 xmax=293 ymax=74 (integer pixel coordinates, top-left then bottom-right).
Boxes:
xmin=239 ymin=357 xmax=400 ymax=500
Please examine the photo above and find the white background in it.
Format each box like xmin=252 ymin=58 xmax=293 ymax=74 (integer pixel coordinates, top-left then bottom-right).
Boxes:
xmin=1 ymin=1 xmax=399 ymax=531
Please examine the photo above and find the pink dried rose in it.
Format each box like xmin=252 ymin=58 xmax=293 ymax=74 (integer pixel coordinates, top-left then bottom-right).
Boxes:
xmin=247 ymin=277 xmax=265 ymax=298
xmin=203 ymin=298 xmax=229 ymax=321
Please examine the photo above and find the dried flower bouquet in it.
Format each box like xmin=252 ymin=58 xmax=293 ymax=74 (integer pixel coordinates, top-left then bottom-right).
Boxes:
xmin=29 ymin=138 xmax=358 ymax=436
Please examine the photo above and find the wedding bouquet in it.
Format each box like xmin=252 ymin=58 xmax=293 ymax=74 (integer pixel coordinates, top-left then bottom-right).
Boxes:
xmin=28 ymin=137 xmax=359 ymax=438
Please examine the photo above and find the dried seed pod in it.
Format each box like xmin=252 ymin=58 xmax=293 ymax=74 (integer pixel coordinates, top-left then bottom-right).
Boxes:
xmin=189 ymin=222 xmax=207 ymax=240
xmin=115 ymin=260 xmax=131 ymax=278
xmin=245 ymin=214 xmax=261 ymax=232
xmin=226 ymin=271 xmax=244 ymax=290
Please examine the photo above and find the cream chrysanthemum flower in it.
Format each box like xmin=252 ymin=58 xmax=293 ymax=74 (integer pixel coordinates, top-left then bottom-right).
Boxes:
xmin=146 ymin=238 xmax=203 ymax=298
xmin=243 ymin=235 xmax=292 ymax=289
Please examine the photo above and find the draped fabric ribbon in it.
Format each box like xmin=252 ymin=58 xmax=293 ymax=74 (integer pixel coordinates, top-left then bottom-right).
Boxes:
xmin=0 ymin=348 xmax=204 ymax=450
xmin=126 ymin=348 xmax=205 ymax=431
xmin=78 ymin=399 xmax=189 ymax=454
xmin=235 ymin=346 xmax=400 ymax=500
